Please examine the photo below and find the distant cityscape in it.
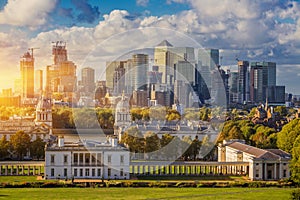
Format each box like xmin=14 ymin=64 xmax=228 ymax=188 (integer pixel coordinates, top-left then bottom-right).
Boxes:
xmin=0 ymin=40 xmax=298 ymax=109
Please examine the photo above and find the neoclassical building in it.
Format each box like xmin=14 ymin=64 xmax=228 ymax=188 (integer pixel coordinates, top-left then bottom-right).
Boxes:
xmin=45 ymin=136 xmax=130 ymax=180
xmin=0 ymin=94 xmax=52 ymax=141
xmin=218 ymin=140 xmax=291 ymax=180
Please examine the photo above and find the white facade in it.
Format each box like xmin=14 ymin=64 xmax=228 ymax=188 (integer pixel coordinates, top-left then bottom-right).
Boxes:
xmin=218 ymin=140 xmax=291 ymax=181
xmin=45 ymin=138 xmax=130 ymax=180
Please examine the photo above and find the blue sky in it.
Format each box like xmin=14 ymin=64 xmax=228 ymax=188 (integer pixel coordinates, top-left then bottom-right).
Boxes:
xmin=0 ymin=0 xmax=299 ymax=94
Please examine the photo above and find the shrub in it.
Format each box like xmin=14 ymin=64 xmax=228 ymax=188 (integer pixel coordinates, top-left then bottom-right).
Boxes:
xmin=290 ymin=189 xmax=300 ymax=200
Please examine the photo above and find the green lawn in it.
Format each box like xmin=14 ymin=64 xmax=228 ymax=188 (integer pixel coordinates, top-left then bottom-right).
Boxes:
xmin=0 ymin=188 xmax=294 ymax=200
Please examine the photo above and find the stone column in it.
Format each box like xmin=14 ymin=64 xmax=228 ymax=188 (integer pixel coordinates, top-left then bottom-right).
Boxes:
xmin=27 ymin=166 xmax=30 ymax=175
xmin=279 ymin=163 xmax=282 ymax=179
xmin=274 ymin=163 xmax=277 ymax=180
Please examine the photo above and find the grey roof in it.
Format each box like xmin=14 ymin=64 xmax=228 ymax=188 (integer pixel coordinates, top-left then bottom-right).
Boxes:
xmin=227 ymin=142 xmax=290 ymax=160
xmin=157 ymin=40 xmax=173 ymax=47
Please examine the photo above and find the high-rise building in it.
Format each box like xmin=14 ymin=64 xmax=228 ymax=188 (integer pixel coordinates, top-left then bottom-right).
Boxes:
xmin=228 ymin=71 xmax=239 ymax=104
xmin=174 ymin=61 xmax=196 ymax=85
xmin=106 ymin=61 xmax=127 ymax=92
xmin=45 ymin=42 xmax=77 ymax=103
xmin=132 ymin=54 xmax=149 ymax=91
xmin=237 ymin=61 xmax=249 ymax=104
xmin=154 ymin=40 xmax=195 ymax=85
xmin=20 ymin=51 xmax=34 ymax=99
xmin=250 ymin=62 xmax=276 ymax=103
xmin=35 ymin=69 xmax=43 ymax=95
xmin=113 ymin=65 xmax=125 ymax=95
xmin=81 ymin=67 xmax=95 ymax=93
xmin=197 ymin=48 xmax=219 ymax=100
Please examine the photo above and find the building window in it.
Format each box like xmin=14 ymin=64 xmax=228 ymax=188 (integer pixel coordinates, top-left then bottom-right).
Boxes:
xmin=64 ymin=168 xmax=67 ymax=177
xmin=120 ymin=168 xmax=124 ymax=177
xmin=108 ymin=168 xmax=111 ymax=177
xmin=64 ymin=155 xmax=68 ymax=163
xmin=80 ymin=169 xmax=83 ymax=177
xmin=256 ymin=170 xmax=259 ymax=178
xmin=92 ymin=169 xmax=95 ymax=177
xmin=51 ymin=168 xmax=55 ymax=177
xmin=97 ymin=168 xmax=101 ymax=177
xmin=73 ymin=153 xmax=78 ymax=165
xmin=85 ymin=153 xmax=90 ymax=165
xmin=97 ymin=154 xmax=102 ymax=165
xmin=108 ymin=155 xmax=111 ymax=164
xmin=85 ymin=169 xmax=90 ymax=177
xmin=283 ymin=170 xmax=287 ymax=177
xmin=91 ymin=154 xmax=96 ymax=165
xmin=120 ymin=155 xmax=124 ymax=164
xmin=79 ymin=153 xmax=83 ymax=165
xmin=74 ymin=169 xmax=78 ymax=177
xmin=50 ymin=155 xmax=55 ymax=164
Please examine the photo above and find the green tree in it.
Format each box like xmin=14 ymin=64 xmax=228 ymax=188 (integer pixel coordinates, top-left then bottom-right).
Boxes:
xmin=290 ymin=135 xmax=300 ymax=184
xmin=30 ymin=136 xmax=46 ymax=160
xmin=0 ymin=135 xmax=9 ymax=160
xmin=10 ymin=131 xmax=31 ymax=160
xmin=144 ymin=132 xmax=160 ymax=153
xmin=277 ymin=119 xmax=300 ymax=153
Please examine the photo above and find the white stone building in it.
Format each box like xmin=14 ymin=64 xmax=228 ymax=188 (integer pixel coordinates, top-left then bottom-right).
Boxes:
xmin=45 ymin=137 xmax=130 ymax=180
xmin=218 ymin=140 xmax=291 ymax=180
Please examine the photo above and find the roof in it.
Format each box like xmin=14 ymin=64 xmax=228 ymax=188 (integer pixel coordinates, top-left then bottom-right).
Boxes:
xmin=227 ymin=142 xmax=290 ymax=160
xmin=157 ymin=40 xmax=173 ymax=47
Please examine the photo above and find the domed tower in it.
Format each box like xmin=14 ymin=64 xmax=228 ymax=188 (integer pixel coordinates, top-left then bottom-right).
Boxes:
xmin=114 ymin=91 xmax=131 ymax=140
xmin=35 ymin=92 xmax=53 ymax=135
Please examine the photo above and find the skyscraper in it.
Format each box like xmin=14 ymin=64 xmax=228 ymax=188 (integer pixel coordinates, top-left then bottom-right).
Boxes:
xmin=250 ymin=62 xmax=276 ymax=103
xmin=237 ymin=61 xmax=249 ymax=104
xmin=46 ymin=42 xmax=77 ymax=102
xmin=198 ymin=48 xmax=219 ymax=100
xmin=132 ymin=54 xmax=149 ymax=91
xmin=20 ymin=51 xmax=34 ymax=99
xmin=35 ymin=69 xmax=43 ymax=95
xmin=81 ymin=67 xmax=95 ymax=93
xmin=154 ymin=40 xmax=195 ymax=85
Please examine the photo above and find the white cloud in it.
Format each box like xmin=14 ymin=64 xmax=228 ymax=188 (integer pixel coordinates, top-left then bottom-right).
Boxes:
xmin=136 ymin=0 xmax=149 ymax=7
xmin=0 ymin=0 xmax=57 ymax=27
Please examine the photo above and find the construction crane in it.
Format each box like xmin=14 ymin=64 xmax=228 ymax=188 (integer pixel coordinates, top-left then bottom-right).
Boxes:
xmin=28 ymin=47 xmax=40 ymax=58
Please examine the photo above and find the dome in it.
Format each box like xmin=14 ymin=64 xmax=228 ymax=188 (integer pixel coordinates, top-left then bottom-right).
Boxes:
xmin=116 ymin=92 xmax=130 ymax=113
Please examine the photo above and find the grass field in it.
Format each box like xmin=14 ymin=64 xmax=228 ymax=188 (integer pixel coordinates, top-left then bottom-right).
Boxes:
xmin=0 ymin=187 xmax=294 ymax=200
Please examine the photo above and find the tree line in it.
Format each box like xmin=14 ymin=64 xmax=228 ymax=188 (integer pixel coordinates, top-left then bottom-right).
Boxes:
xmin=0 ymin=131 xmax=45 ymax=161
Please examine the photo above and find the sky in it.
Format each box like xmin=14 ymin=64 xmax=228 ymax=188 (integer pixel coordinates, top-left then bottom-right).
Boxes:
xmin=0 ymin=0 xmax=299 ymax=94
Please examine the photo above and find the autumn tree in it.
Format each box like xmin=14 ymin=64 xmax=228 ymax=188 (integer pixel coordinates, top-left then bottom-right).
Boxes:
xmin=144 ymin=131 xmax=160 ymax=153
xmin=30 ymin=136 xmax=46 ymax=160
xmin=0 ymin=135 xmax=9 ymax=160
xmin=10 ymin=131 xmax=31 ymax=160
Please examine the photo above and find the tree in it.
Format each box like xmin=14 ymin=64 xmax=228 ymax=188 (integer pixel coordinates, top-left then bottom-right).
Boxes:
xmin=144 ymin=132 xmax=160 ymax=153
xmin=121 ymin=127 xmax=144 ymax=153
xmin=10 ymin=131 xmax=31 ymax=160
xmin=0 ymin=135 xmax=9 ymax=160
xmin=290 ymin=135 xmax=300 ymax=184
xmin=277 ymin=119 xmax=300 ymax=153
xmin=30 ymin=136 xmax=46 ymax=160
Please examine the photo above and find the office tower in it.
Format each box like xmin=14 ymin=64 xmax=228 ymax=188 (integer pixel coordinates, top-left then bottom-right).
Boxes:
xmin=35 ymin=69 xmax=43 ymax=95
xmin=106 ymin=61 xmax=127 ymax=92
xmin=228 ymin=71 xmax=239 ymax=104
xmin=20 ymin=51 xmax=34 ymax=99
xmin=174 ymin=61 xmax=196 ymax=85
xmin=81 ymin=67 xmax=95 ymax=93
xmin=113 ymin=65 xmax=125 ymax=95
xmin=154 ymin=40 xmax=195 ymax=85
xmin=267 ymin=86 xmax=285 ymax=103
xmin=147 ymin=66 xmax=162 ymax=85
xmin=250 ymin=62 xmax=276 ymax=103
xmin=52 ymin=41 xmax=68 ymax=65
xmin=132 ymin=54 xmax=149 ymax=91
xmin=45 ymin=42 xmax=77 ymax=102
xmin=211 ymin=68 xmax=229 ymax=106
xmin=197 ymin=48 xmax=219 ymax=100
xmin=174 ymin=80 xmax=190 ymax=107
xmin=237 ymin=61 xmax=249 ymax=104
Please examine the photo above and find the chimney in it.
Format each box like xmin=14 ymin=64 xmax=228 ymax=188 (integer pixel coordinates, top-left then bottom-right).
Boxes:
xmin=58 ymin=136 xmax=64 ymax=147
